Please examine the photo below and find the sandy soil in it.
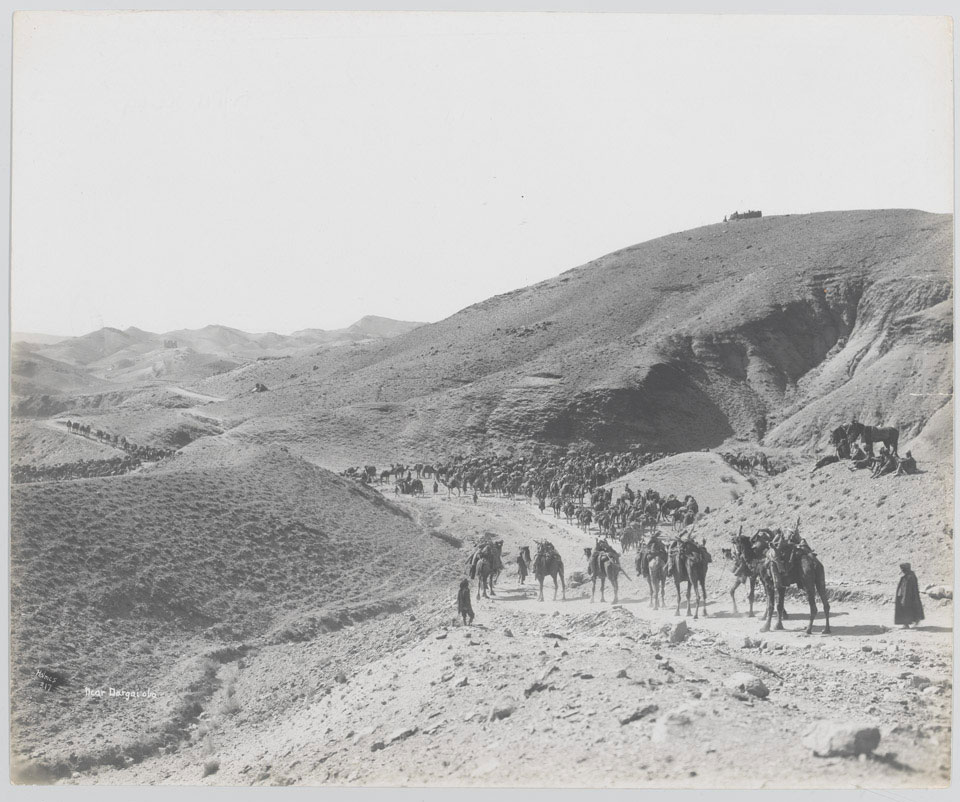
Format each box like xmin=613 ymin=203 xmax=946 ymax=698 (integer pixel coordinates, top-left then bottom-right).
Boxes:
xmin=67 ymin=486 xmax=952 ymax=788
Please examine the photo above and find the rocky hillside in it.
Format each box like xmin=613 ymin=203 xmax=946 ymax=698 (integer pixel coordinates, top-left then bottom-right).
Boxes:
xmin=179 ymin=209 xmax=951 ymax=466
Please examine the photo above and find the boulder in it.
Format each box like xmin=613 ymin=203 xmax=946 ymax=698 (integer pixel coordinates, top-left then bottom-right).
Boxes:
xmin=723 ymin=672 xmax=769 ymax=699
xmin=926 ymin=586 xmax=953 ymax=600
xmin=660 ymin=620 xmax=691 ymax=643
xmin=802 ymin=721 xmax=881 ymax=757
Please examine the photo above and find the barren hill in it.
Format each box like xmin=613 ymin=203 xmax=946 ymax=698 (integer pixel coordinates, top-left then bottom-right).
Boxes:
xmin=9 ymin=440 xmax=459 ymax=781
xmin=189 ymin=209 xmax=951 ymax=466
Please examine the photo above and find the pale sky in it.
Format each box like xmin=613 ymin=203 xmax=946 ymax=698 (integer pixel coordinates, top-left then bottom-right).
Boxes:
xmin=11 ymin=11 xmax=954 ymax=337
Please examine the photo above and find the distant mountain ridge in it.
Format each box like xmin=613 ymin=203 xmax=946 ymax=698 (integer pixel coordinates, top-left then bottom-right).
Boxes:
xmin=19 ymin=317 xmax=426 ymax=367
xmin=10 ymin=316 xmax=425 ymax=399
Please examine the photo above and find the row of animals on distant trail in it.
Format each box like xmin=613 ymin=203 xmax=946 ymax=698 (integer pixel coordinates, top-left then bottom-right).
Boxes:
xmin=344 ymin=451 xmax=708 ymax=549
xmin=814 ymin=420 xmax=917 ymax=478
xmin=59 ymin=420 xmax=176 ymax=462
xmin=720 ymin=451 xmax=784 ymax=476
xmin=342 ymin=450 xmax=665 ymax=498
xmin=465 ymin=516 xmax=830 ymax=635
xmin=12 ymin=455 xmax=146 ymax=484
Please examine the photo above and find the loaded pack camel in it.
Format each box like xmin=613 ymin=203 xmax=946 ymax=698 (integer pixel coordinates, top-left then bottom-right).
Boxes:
xmin=759 ymin=522 xmax=831 ymax=635
xmin=472 ymin=540 xmax=504 ymax=600
xmin=667 ymin=535 xmax=710 ymax=618
xmin=533 ymin=540 xmax=565 ymax=602
xmin=636 ymin=536 xmax=668 ymax=610
xmin=585 ymin=542 xmax=630 ymax=604
xmin=721 ymin=527 xmax=766 ymax=616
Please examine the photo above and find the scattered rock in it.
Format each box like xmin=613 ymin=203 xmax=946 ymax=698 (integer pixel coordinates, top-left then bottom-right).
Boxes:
xmin=619 ymin=704 xmax=658 ymax=725
xmin=388 ymin=726 xmax=418 ymax=744
xmin=524 ymin=681 xmax=549 ymax=698
xmin=910 ymin=675 xmax=932 ymax=690
xmin=544 ymin=632 xmax=567 ymax=640
xmin=724 ymin=672 xmax=769 ymax=699
xmin=334 ymin=671 xmax=347 ymax=684
xmin=203 ymin=759 xmax=220 ymax=777
xmin=861 ymin=645 xmax=873 ymax=653
xmin=926 ymin=586 xmax=952 ymax=600
xmin=370 ymin=741 xmax=385 ymax=752
xmin=504 ymin=628 xmax=514 ymax=638
xmin=802 ymin=721 xmax=881 ymax=757
xmin=456 ymin=676 xmax=468 ymax=688
xmin=435 ymin=631 xmax=448 ymax=640
xmin=539 ymin=664 xmax=559 ymax=683
xmin=616 ymin=668 xmax=629 ymax=679
xmin=661 ymin=620 xmax=691 ymax=643
xmin=491 ymin=700 xmax=517 ymax=721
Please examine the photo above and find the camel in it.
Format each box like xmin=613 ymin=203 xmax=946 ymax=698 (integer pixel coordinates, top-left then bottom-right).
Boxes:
xmin=586 ymin=544 xmax=630 ymax=603
xmin=722 ymin=529 xmax=764 ymax=616
xmin=759 ymin=527 xmax=831 ymax=635
xmin=636 ymin=537 xmax=667 ymax=609
xmin=667 ymin=537 xmax=710 ymax=618
xmin=533 ymin=540 xmax=565 ymax=602
xmin=474 ymin=540 xmax=504 ymax=600
xmin=660 ymin=496 xmax=683 ymax=521
xmin=577 ymin=508 xmax=593 ymax=530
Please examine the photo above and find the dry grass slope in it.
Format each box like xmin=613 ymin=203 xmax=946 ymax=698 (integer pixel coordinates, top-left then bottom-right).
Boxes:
xmin=9 ymin=441 xmax=458 ymax=780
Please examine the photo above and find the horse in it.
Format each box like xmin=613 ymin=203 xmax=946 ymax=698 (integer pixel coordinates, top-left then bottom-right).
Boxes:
xmin=846 ymin=420 xmax=899 ymax=455
xmin=533 ymin=540 xmax=565 ymax=602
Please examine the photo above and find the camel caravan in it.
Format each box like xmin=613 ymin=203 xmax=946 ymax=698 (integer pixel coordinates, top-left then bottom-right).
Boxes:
xmin=60 ymin=420 xmax=177 ymax=463
xmin=814 ymin=419 xmax=917 ymax=478
xmin=11 ymin=454 xmax=146 ymax=484
xmin=12 ymin=420 xmax=180 ymax=484
xmin=342 ymin=442 xmax=846 ymax=638
xmin=720 ymin=450 xmax=784 ymax=476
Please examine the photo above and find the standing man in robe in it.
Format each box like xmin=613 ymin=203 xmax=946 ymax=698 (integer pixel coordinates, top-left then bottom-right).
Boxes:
xmin=895 ymin=562 xmax=925 ymax=629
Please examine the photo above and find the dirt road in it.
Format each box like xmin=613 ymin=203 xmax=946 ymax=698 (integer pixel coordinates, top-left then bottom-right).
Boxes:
xmin=74 ymin=488 xmax=952 ymax=788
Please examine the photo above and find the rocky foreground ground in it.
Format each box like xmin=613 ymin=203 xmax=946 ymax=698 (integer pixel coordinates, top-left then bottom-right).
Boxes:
xmin=69 ymin=491 xmax=952 ymax=788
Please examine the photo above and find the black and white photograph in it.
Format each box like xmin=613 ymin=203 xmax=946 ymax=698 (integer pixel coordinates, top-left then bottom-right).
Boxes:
xmin=6 ymin=6 xmax=956 ymax=789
